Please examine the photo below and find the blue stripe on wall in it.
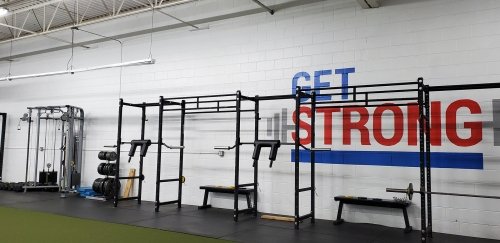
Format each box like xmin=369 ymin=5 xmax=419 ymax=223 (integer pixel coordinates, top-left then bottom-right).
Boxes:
xmin=290 ymin=150 xmax=483 ymax=169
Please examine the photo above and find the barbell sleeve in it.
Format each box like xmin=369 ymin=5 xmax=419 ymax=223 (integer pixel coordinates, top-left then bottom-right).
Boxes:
xmin=386 ymin=188 xmax=409 ymax=194
xmin=214 ymin=146 xmax=233 ymax=150
xmin=162 ymin=143 xmax=184 ymax=149
xmin=387 ymin=183 xmax=500 ymax=200
xmin=310 ymin=147 xmax=331 ymax=151
xmin=428 ymin=191 xmax=500 ymax=200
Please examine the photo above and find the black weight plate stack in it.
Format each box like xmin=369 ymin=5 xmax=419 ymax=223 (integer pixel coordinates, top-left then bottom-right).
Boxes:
xmin=106 ymin=152 xmax=117 ymax=161
xmin=92 ymin=178 xmax=105 ymax=193
xmin=97 ymin=163 xmax=106 ymax=175
xmin=106 ymin=164 xmax=117 ymax=176
xmin=98 ymin=151 xmax=107 ymax=160
xmin=103 ymin=178 xmax=120 ymax=198
xmin=103 ymin=164 xmax=111 ymax=175
xmin=98 ymin=151 xmax=118 ymax=161
xmin=97 ymin=163 xmax=117 ymax=176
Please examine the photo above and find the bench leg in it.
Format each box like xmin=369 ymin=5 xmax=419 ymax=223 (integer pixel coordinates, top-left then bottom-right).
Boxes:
xmin=402 ymin=208 xmax=412 ymax=233
xmin=198 ymin=190 xmax=212 ymax=209
xmin=333 ymin=202 xmax=344 ymax=225
xmin=245 ymin=193 xmax=252 ymax=209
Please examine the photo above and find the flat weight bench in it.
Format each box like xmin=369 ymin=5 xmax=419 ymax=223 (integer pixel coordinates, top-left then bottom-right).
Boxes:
xmin=198 ymin=185 xmax=254 ymax=210
xmin=334 ymin=196 xmax=412 ymax=233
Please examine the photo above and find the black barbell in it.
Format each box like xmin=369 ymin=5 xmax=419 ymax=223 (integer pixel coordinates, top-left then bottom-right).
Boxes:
xmin=387 ymin=183 xmax=500 ymax=200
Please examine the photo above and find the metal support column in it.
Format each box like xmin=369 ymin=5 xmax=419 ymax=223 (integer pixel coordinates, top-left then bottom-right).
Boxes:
xmin=65 ymin=107 xmax=75 ymax=194
xmin=234 ymin=91 xmax=242 ymax=221
xmin=418 ymin=78 xmax=427 ymax=243
xmin=294 ymin=86 xmax=301 ymax=229
xmin=424 ymin=84 xmax=432 ymax=237
xmin=138 ymin=104 xmax=146 ymax=204
xmin=156 ymin=97 xmax=164 ymax=212
xmin=177 ymin=100 xmax=185 ymax=208
xmin=76 ymin=109 xmax=85 ymax=177
xmin=311 ymin=92 xmax=316 ymax=223
xmin=114 ymin=99 xmax=124 ymax=207
xmin=24 ymin=109 xmax=33 ymax=190
xmin=34 ymin=109 xmax=41 ymax=184
xmin=254 ymin=97 xmax=260 ymax=216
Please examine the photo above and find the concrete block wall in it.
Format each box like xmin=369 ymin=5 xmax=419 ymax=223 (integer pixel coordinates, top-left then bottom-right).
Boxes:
xmin=1 ymin=0 xmax=500 ymax=239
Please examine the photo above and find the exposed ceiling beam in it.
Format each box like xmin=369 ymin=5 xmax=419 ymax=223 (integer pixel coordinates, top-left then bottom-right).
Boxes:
xmin=251 ymin=0 xmax=274 ymax=15
xmin=4 ymin=0 xmax=65 ymax=17
xmin=0 ymin=0 xmax=325 ymax=62
xmin=62 ymin=1 xmax=75 ymax=24
xmin=356 ymin=0 xmax=381 ymax=9
xmin=0 ymin=17 xmax=90 ymax=48
xmin=0 ymin=0 xmax=199 ymax=45
xmin=157 ymin=9 xmax=199 ymax=30
xmin=99 ymin=0 xmax=111 ymax=15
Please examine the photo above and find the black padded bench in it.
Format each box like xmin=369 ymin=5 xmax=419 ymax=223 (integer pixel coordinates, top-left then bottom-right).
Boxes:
xmin=334 ymin=196 xmax=412 ymax=233
xmin=199 ymin=185 xmax=254 ymax=209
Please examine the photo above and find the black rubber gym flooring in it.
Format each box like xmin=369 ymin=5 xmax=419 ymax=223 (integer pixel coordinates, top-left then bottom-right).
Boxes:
xmin=0 ymin=191 xmax=498 ymax=243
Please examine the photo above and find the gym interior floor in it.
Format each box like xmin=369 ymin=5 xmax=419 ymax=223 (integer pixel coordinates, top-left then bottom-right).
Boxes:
xmin=0 ymin=191 xmax=497 ymax=243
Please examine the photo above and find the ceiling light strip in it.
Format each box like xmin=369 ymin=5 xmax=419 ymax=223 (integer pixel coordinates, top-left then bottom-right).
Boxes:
xmin=0 ymin=58 xmax=155 ymax=81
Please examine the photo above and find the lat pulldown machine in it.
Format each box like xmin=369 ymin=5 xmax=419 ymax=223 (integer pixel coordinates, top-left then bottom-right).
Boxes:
xmin=20 ymin=105 xmax=84 ymax=196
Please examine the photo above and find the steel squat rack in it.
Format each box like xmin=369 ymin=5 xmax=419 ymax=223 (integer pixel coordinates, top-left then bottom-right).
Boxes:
xmin=114 ymin=78 xmax=500 ymax=242
xmin=114 ymin=98 xmax=185 ymax=207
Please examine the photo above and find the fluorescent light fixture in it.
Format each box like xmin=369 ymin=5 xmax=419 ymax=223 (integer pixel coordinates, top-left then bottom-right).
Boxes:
xmin=0 ymin=7 xmax=8 ymax=17
xmin=0 ymin=58 xmax=155 ymax=81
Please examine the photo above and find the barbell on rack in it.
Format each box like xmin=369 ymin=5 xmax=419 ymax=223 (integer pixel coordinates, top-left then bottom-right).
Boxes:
xmin=386 ymin=183 xmax=500 ymax=201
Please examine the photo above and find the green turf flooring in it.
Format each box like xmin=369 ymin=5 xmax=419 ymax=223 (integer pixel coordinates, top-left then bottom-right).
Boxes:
xmin=0 ymin=206 xmax=231 ymax=243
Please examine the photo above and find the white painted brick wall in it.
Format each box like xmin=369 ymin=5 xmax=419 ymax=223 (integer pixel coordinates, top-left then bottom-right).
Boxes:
xmin=1 ymin=0 xmax=500 ymax=240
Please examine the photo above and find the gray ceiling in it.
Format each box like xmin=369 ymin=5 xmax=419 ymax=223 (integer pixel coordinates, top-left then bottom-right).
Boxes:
xmin=0 ymin=0 xmax=196 ymax=44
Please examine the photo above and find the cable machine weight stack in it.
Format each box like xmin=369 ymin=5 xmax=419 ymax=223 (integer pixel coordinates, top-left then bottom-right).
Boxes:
xmin=20 ymin=105 xmax=84 ymax=197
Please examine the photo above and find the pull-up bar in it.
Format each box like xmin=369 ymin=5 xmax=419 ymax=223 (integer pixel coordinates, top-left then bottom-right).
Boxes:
xmin=428 ymin=82 xmax=500 ymax=92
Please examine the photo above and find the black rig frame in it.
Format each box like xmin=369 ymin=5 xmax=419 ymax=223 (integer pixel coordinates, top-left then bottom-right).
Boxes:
xmin=284 ymin=79 xmax=500 ymax=241
xmin=114 ymin=98 xmax=185 ymax=209
xmin=113 ymin=78 xmax=500 ymax=242
xmin=418 ymin=81 xmax=500 ymax=243
xmin=0 ymin=113 xmax=6 ymax=181
xmin=161 ymin=90 xmax=320 ymax=228
xmin=160 ymin=92 xmax=259 ymax=217
xmin=328 ymin=79 xmax=500 ymax=243
xmin=296 ymin=78 xmax=430 ymax=236
xmin=252 ymin=89 xmax=318 ymax=228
